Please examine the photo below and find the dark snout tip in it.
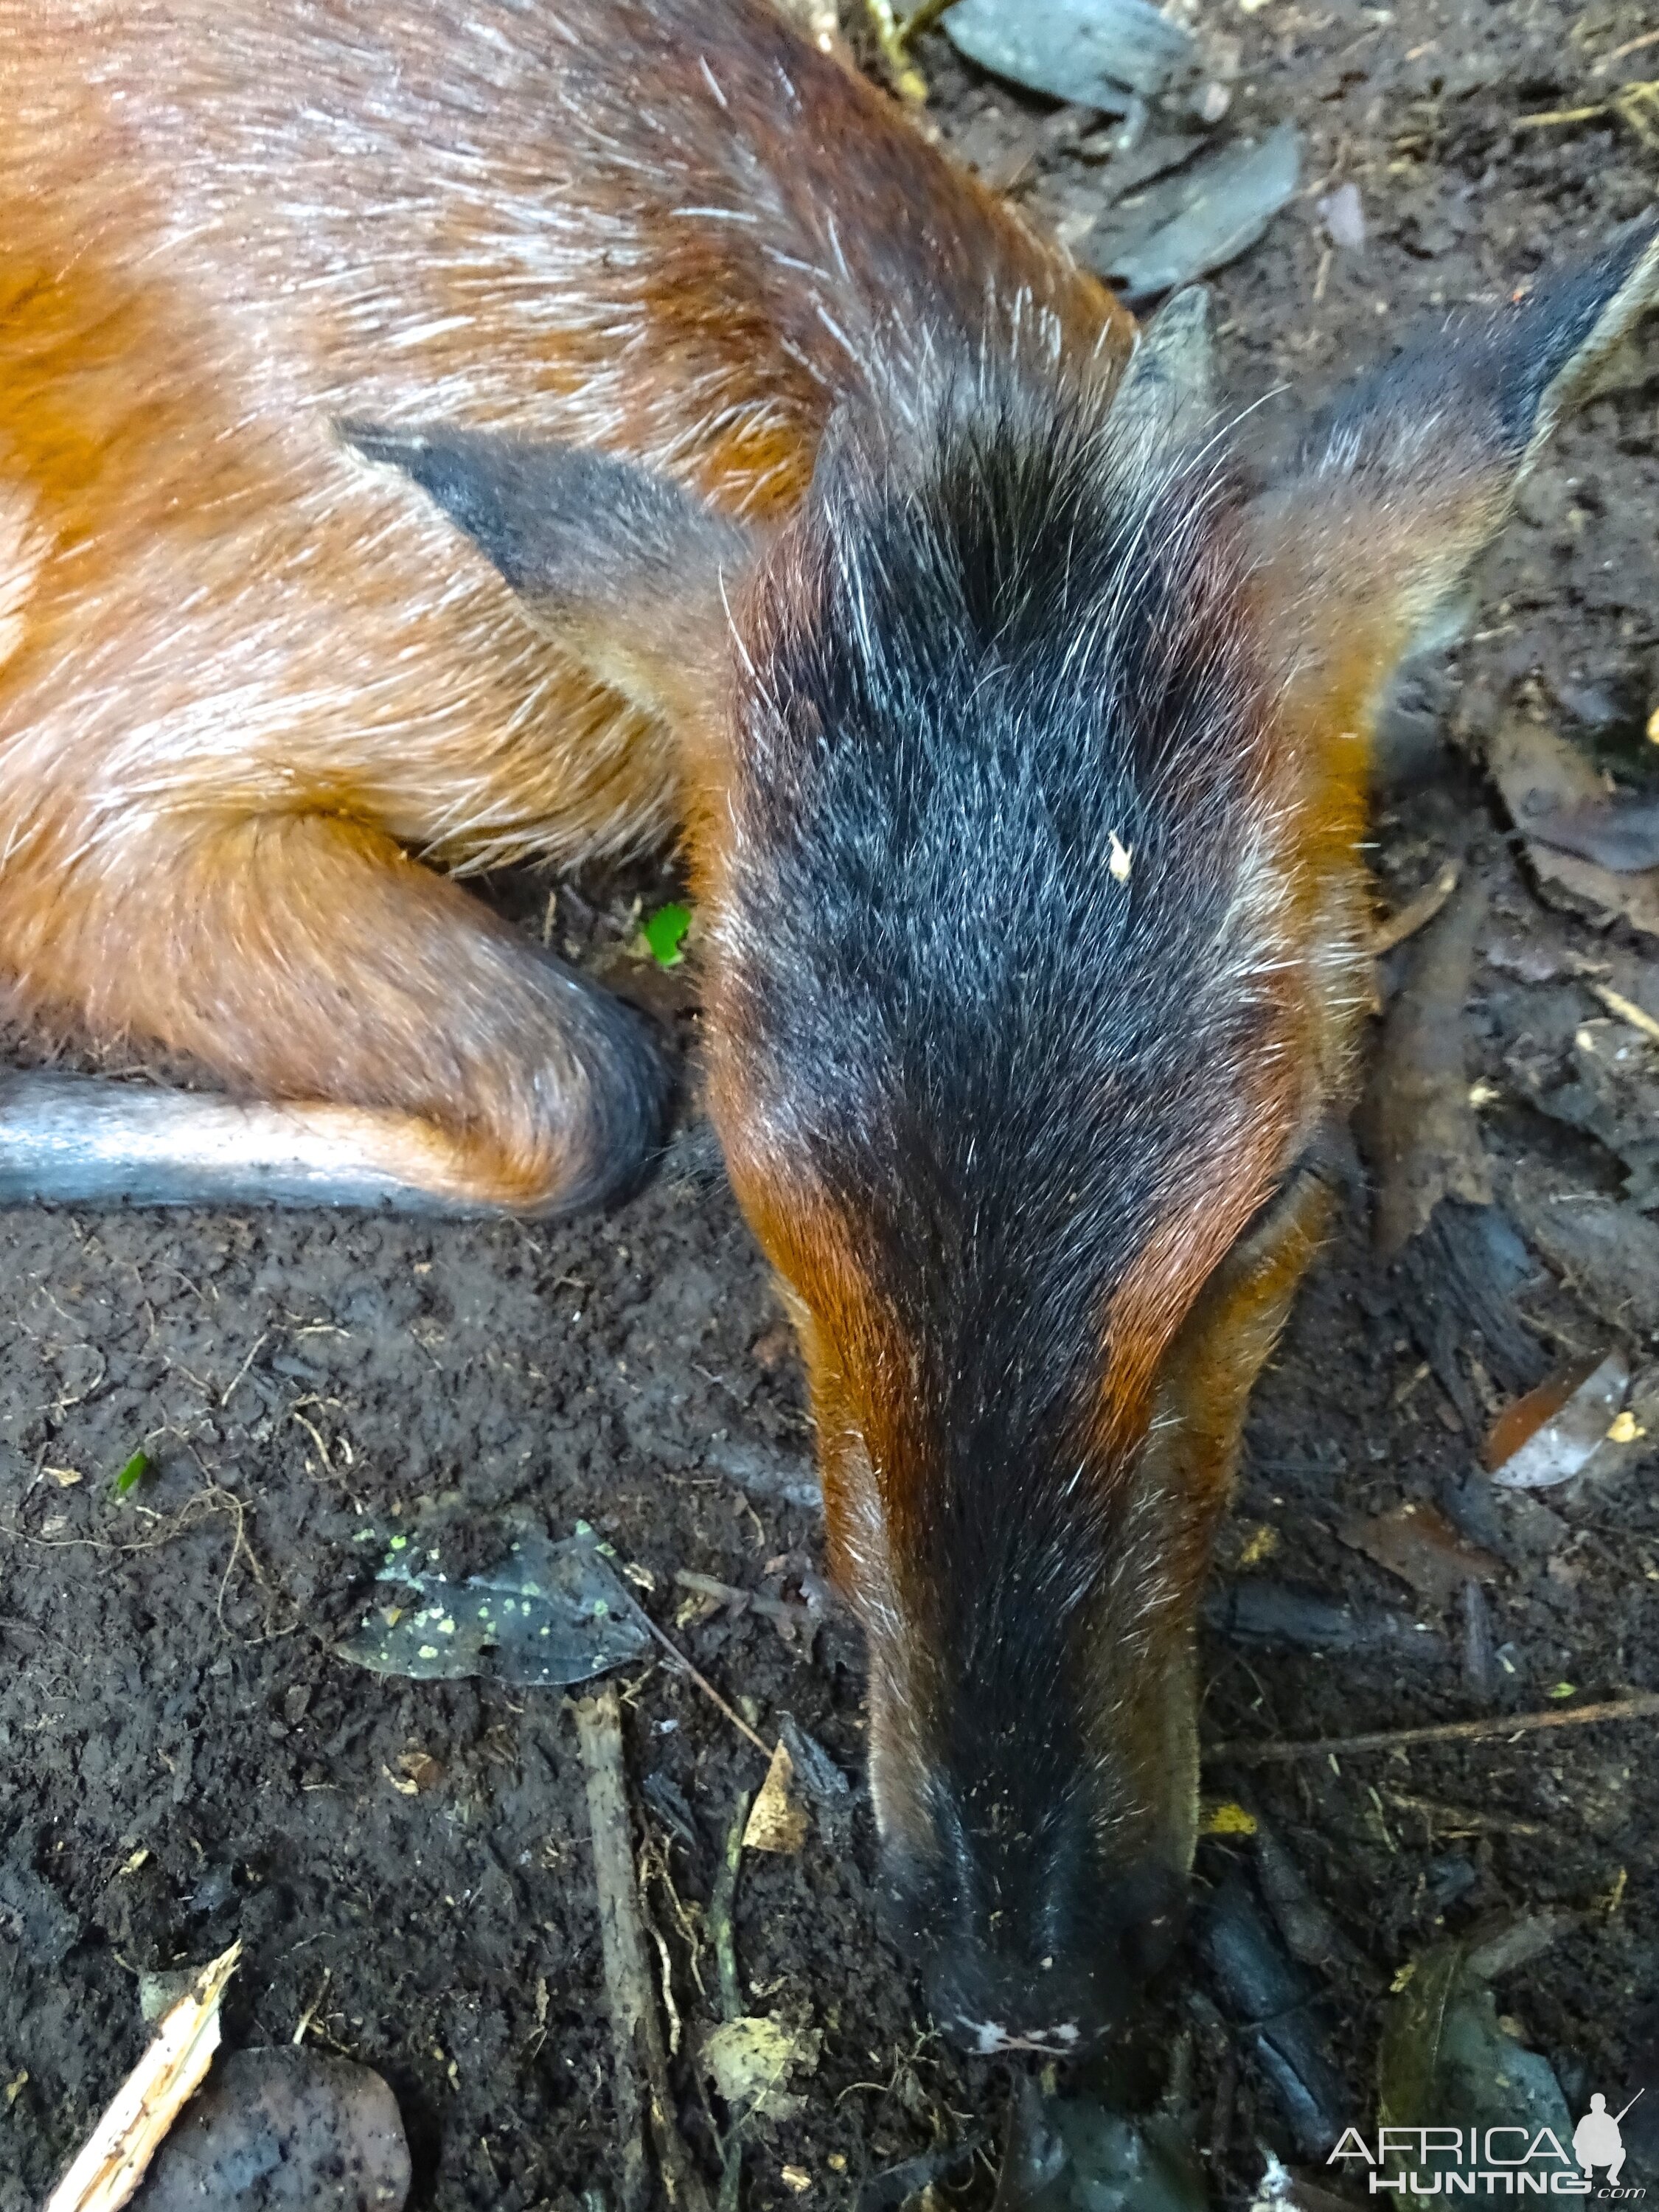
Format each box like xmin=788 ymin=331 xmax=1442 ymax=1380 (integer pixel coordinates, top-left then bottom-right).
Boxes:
xmin=922 ymin=1937 xmax=1137 ymax=2061
xmin=899 ymin=1858 xmax=1189 ymax=2059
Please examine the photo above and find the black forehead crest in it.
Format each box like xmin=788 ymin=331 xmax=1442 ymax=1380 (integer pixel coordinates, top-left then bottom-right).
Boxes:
xmin=721 ymin=349 xmax=1284 ymax=1448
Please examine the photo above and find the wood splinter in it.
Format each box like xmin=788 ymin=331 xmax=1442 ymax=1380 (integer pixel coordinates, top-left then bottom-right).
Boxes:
xmin=45 ymin=1940 xmax=243 ymax=2212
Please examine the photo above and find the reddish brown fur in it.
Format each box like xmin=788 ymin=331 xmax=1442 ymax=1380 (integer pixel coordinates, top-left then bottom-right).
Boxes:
xmin=0 ymin=0 xmax=1127 ymax=1202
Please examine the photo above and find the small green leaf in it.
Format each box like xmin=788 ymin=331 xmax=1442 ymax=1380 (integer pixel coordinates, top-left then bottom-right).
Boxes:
xmin=642 ymin=902 xmax=692 ymax=967
xmin=1548 ymin=1680 xmax=1576 ymax=1700
xmin=114 ymin=1450 xmax=151 ymax=1498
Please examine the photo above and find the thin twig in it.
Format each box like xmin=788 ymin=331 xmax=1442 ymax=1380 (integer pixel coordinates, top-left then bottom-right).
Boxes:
xmin=218 ymin=1331 xmax=271 ymax=1408
xmin=575 ymin=1685 xmax=712 ymax=2212
xmin=1370 ymin=860 xmax=1461 ymax=956
xmin=1596 ymin=25 xmax=1659 ymax=69
xmin=1514 ymin=81 xmax=1659 ymax=139
xmin=897 ymin=0 xmax=960 ymax=44
xmin=1590 ymin=982 xmax=1659 ymax=1047
xmin=711 ymin=1795 xmax=753 ymax=2025
xmin=45 ymin=1943 xmax=242 ymax=2212
xmin=709 ymin=1797 xmax=751 ymax=2212
xmin=1384 ymin=1791 xmax=1546 ymax=1837
xmin=1207 ymin=1688 xmax=1659 ymax=1765
xmin=1515 ymin=100 xmax=1613 ymax=127
xmin=621 ymin=1590 xmax=771 ymax=1757
xmin=291 ymin=1969 xmax=331 ymax=2046
xmin=0 ymin=1614 xmax=82 ymax=1660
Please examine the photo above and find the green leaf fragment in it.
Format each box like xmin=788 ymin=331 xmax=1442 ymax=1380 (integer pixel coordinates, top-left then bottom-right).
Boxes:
xmin=643 ymin=902 xmax=692 ymax=966
xmin=114 ymin=1450 xmax=150 ymax=1497
xmin=1378 ymin=1939 xmax=1573 ymax=2210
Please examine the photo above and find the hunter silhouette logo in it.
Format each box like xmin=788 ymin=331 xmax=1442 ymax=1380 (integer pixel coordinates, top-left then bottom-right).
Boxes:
xmin=1330 ymin=2089 xmax=1646 ymax=2198
xmin=1576 ymin=2096 xmax=1642 ymax=2190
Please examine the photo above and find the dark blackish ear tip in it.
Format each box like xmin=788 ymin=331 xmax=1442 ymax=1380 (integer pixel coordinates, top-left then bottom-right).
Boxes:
xmin=336 ymin=418 xmax=426 ymax=469
xmin=338 ymin=420 xmax=484 ymax=521
xmin=335 ymin=417 xmax=755 ymax=611
xmin=337 ymin=418 xmax=539 ymax=585
xmin=1506 ymin=209 xmax=1659 ymax=451
xmin=1302 ymin=212 xmax=1659 ymax=482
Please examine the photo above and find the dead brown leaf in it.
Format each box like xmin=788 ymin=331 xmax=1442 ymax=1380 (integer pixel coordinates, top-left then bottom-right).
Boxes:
xmin=1484 ymin=1359 xmax=1601 ymax=1470
xmin=1488 ymin=718 xmax=1659 ymax=940
xmin=1359 ymin=878 xmax=1492 ymax=1256
xmin=1487 ymin=1350 xmax=1630 ymax=1491
xmin=1338 ymin=1503 xmax=1502 ymax=1607
xmin=742 ymin=1740 xmax=809 ymax=1854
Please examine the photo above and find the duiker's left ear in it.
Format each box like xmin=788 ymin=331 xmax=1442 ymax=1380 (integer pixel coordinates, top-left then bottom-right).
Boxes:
xmin=1247 ymin=218 xmax=1659 ymax=742
xmin=341 ymin=425 xmax=756 ymax=728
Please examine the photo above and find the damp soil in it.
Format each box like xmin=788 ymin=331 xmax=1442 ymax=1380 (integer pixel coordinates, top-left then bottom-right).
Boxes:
xmin=4 ymin=4 xmax=1659 ymax=2208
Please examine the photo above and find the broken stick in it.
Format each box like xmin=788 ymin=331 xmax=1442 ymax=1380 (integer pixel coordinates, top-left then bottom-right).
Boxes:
xmin=617 ymin=1585 xmax=771 ymax=1757
xmin=709 ymin=1795 xmax=753 ymax=2212
xmin=1208 ymin=1688 xmax=1659 ymax=1766
xmin=46 ymin=1941 xmax=242 ymax=2212
xmin=1370 ymin=860 xmax=1462 ymax=958
xmin=575 ymin=1685 xmax=712 ymax=2212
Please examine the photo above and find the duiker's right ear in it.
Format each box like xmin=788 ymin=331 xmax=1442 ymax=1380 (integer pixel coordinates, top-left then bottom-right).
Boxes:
xmin=341 ymin=425 xmax=757 ymax=729
xmin=1245 ymin=218 xmax=1659 ymax=745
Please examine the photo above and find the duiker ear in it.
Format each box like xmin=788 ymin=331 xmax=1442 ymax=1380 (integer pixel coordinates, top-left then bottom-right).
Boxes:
xmin=1246 ymin=219 xmax=1659 ymax=742
xmin=1112 ymin=285 xmax=1215 ymax=459
xmin=341 ymin=425 xmax=755 ymax=728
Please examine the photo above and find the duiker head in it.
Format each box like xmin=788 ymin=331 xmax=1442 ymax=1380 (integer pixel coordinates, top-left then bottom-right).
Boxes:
xmin=352 ymin=220 xmax=1657 ymax=2050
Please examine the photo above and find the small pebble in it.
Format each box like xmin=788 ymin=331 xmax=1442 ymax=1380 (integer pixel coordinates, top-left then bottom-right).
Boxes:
xmin=1318 ymin=181 xmax=1366 ymax=250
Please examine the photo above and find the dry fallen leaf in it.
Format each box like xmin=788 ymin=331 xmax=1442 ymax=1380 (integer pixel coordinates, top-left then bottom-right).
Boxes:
xmin=742 ymin=1740 xmax=809 ymax=1854
xmin=397 ymin=1749 xmax=444 ymax=1793
xmin=45 ymin=1941 xmax=241 ymax=2212
xmin=1338 ymin=1503 xmax=1502 ymax=1607
xmin=1488 ymin=1351 xmax=1630 ymax=1491
xmin=1488 ymin=717 xmax=1659 ymax=941
xmin=1484 ymin=1360 xmax=1599 ymax=1470
xmin=701 ymin=2014 xmax=821 ymax=2124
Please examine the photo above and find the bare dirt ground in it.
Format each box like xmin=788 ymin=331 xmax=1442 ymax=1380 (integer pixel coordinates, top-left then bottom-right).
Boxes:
xmin=3 ymin=3 xmax=1658 ymax=2207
